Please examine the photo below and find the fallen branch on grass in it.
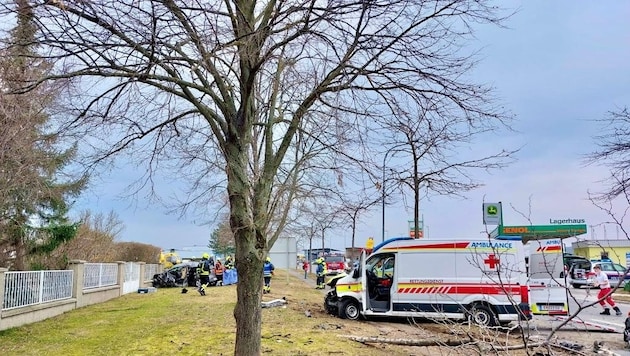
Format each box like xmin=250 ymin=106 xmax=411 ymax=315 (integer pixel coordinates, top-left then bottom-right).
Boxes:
xmin=339 ymin=334 xmax=587 ymax=354
xmin=339 ymin=335 xmax=473 ymax=347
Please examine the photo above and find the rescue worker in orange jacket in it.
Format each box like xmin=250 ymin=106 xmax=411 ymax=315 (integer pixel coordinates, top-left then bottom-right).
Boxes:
xmin=214 ymin=259 xmax=224 ymax=286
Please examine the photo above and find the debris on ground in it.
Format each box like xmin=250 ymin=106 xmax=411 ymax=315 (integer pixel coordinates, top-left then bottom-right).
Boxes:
xmin=314 ymin=323 xmax=343 ymax=330
xmin=557 ymin=340 xmax=584 ymax=352
xmin=262 ymin=297 xmax=287 ymax=308
xmin=593 ymin=341 xmax=618 ymax=355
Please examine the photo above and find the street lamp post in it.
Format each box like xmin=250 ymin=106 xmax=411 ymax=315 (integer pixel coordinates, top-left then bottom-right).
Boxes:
xmin=382 ymin=154 xmax=386 ymax=243
xmin=381 ymin=147 xmax=399 ymax=243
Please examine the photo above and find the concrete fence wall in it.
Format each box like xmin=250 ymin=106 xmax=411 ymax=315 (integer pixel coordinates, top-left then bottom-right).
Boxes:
xmin=0 ymin=260 xmax=157 ymax=331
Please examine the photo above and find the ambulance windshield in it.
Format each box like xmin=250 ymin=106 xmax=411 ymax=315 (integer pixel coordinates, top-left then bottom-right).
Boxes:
xmin=366 ymin=254 xmax=394 ymax=278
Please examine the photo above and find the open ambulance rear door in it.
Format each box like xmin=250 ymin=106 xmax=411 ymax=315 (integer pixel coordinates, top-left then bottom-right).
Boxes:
xmin=359 ymin=250 xmax=369 ymax=314
xmin=527 ymin=238 xmax=568 ymax=315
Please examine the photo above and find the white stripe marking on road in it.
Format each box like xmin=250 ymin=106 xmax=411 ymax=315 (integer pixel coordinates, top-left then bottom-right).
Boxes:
xmin=592 ymin=319 xmax=624 ymax=328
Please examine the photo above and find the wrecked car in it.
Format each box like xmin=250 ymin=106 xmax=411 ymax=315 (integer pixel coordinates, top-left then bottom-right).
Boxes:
xmin=152 ymin=261 xmax=218 ymax=288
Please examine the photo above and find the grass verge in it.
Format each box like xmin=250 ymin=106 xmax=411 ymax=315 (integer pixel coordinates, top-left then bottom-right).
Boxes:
xmin=0 ymin=269 xmax=410 ymax=355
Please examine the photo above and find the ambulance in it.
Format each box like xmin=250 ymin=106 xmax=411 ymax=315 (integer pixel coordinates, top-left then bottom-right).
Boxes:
xmin=325 ymin=237 xmax=532 ymax=327
xmin=524 ymin=238 xmax=569 ymax=315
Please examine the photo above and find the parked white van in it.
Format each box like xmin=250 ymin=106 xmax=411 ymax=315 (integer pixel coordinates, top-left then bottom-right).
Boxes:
xmin=324 ymin=238 xmax=532 ymax=327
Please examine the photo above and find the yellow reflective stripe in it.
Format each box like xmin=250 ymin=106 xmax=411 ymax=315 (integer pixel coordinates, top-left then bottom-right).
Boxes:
xmin=337 ymin=283 xmax=362 ymax=292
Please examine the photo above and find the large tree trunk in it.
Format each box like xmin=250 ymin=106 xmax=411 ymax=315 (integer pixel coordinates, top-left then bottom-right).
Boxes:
xmin=233 ymin=227 xmax=264 ymax=356
xmin=226 ymin=139 xmax=266 ymax=355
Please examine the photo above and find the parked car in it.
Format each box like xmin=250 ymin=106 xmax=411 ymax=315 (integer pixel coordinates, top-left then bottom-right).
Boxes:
xmin=563 ymin=254 xmax=589 ymax=268
xmin=568 ymin=260 xmax=629 ymax=289
xmin=560 ymin=254 xmax=589 ymax=278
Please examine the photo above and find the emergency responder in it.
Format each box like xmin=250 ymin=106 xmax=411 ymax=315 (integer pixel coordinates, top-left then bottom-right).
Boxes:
xmin=365 ymin=237 xmax=374 ymax=255
xmin=214 ymin=258 xmax=224 ymax=286
xmin=263 ymin=257 xmax=275 ymax=294
xmin=374 ymin=260 xmax=384 ymax=278
xmin=225 ymin=255 xmax=234 ymax=270
xmin=197 ymin=253 xmax=212 ymax=296
xmin=315 ymin=257 xmax=327 ymax=289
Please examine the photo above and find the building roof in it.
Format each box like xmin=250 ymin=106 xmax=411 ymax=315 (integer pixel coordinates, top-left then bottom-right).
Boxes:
xmin=572 ymin=239 xmax=630 ymax=248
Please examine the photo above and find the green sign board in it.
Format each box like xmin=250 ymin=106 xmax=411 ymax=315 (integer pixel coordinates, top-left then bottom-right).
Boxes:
xmin=490 ymin=224 xmax=587 ymax=242
xmin=482 ymin=202 xmax=502 ymax=225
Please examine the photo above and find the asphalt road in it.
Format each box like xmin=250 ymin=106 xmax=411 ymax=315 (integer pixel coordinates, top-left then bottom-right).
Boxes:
xmin=527 ymin=287 xmax=630 ymax=355
xmin=529 ymin=287 xmax=629 ymax=332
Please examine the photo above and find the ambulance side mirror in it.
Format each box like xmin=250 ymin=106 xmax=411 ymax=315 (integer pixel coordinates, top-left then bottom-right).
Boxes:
xmin=352 ymin=268 xmax=360 ymax=279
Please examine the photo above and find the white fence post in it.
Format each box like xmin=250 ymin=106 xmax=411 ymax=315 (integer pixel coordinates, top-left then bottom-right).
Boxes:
xmin=0 ymin=267 xmax=7 ymax=319
xmin=68 ymin=260 xmax=86 ymax=307
xmin=116 ymin=261 xmax=126 ymax=296
xmin=138 ymin=262 xmax=146 ymax=288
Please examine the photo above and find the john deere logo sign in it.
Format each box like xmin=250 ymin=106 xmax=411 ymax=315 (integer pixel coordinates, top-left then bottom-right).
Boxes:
xmin=483 ymin=203 xmax=502 ymax=225
xmin=487 ymin=205 xmax=498 ymax=216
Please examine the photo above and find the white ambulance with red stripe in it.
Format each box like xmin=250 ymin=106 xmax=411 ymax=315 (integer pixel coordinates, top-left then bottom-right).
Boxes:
xmin=324 ymin=237 xmax=532 ymax=327
xmin=524 ymin=238 xmax=569 ymax=315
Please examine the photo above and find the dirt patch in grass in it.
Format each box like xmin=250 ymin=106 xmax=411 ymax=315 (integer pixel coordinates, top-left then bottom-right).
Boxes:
xmin=0 ymin=269 xmax=624 ymax=355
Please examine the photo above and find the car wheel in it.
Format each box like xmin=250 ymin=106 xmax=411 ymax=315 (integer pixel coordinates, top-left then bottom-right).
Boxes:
xmin=468 ymin=304 xmax=498 ymax=327
xmin=572 ymin=284 xmax=581 ymax=289
xmin=339 ymin=299 xmax=360 ymax=320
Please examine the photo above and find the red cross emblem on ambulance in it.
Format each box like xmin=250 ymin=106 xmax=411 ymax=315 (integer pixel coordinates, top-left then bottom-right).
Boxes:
xmin=483 ymin=254 xmax=500 ymax=269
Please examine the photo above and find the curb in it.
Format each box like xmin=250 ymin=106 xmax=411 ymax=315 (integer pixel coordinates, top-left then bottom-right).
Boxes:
xmin=613 ymin=293 xmax=630 ymax=303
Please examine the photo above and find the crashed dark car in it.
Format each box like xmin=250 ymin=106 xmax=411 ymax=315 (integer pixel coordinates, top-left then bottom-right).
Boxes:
xmin=152 ymin=261 xmax=218 ymax=288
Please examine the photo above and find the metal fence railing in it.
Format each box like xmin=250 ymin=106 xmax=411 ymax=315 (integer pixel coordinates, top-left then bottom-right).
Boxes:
xmin=3 ymin=270 xmax=73 ymax=311
xmin=144 ymin=264 xmax=161 ymax=281
xmin=83 ymin=263 xmax=118 ymax=289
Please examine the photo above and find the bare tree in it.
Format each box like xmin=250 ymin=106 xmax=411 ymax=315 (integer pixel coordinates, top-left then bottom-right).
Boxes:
xmin=334 ymin=189 xmax=381 ymax=253
xmin=379 ymin=105 xmax=516 ymax=239
xmin=208 ymin=215 xmax=236 ymax=257
xmin=587 ymin=107 xmax=630 ymax=199
xmin=115 ymin=242 xmax=161 ymax=263
xmin=4 ymin=1 xmax=512 ymax=353
xmin=50 ymin=210 xmax=124 ymax=265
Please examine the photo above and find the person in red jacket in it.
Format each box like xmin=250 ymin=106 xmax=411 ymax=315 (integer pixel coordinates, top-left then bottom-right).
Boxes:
xmin=302 ymin=258 xmax=309 ymax=279
xmin=214 ymin=259 xmax=224 ymax=286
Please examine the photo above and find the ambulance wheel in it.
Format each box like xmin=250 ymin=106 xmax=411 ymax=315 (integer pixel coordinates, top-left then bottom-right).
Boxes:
xmin=339 ymin=299 xmax=360 ymax=320
xmin=469 ymin=305 xmax=498 ymax=327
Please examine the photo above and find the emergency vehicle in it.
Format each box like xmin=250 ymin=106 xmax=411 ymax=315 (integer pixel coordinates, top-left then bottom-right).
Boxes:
xmin=324 ymin=254 xmax=347 ymax=275
xmin=524 ymin=238 xmax=568 ymax=315
xmin=325 ymin=237 xmax=532 ymax=327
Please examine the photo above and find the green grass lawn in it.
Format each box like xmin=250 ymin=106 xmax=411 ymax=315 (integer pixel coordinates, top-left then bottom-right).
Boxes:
xmin=0 ymin=269 xmax=403 ymax=355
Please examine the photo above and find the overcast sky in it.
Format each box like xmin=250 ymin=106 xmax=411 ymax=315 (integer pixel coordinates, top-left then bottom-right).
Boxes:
xmin=72 ymin=1 xmax=630 ymax=254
